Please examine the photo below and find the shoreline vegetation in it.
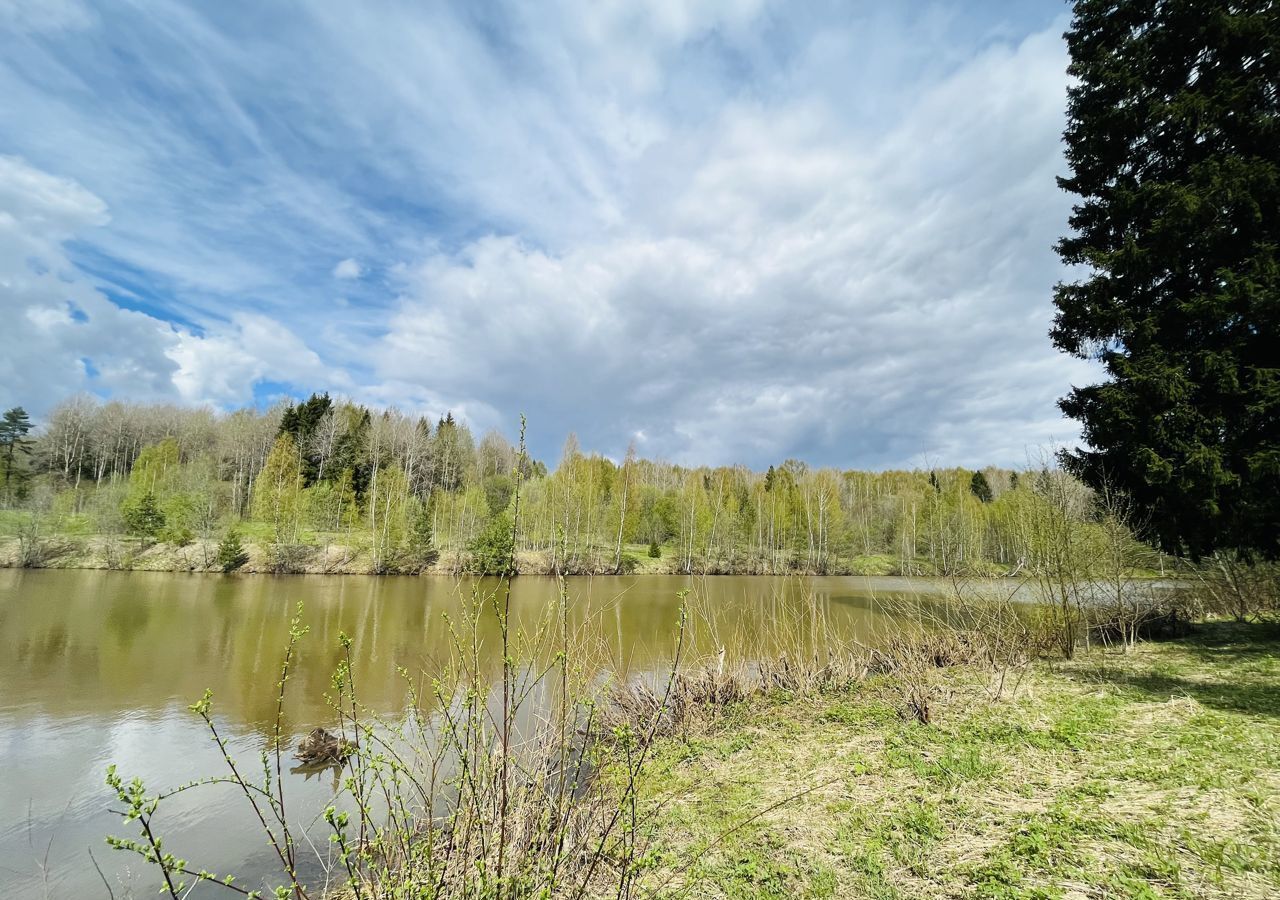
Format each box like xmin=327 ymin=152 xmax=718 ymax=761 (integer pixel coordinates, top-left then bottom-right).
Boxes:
xmin=97 ymin=425 xmax=1278 ymax=899
xmin=0 ymin=392 xmax=1188 ymax=581
xmin=0 ymin=535 xmax=1170 ymax=579
xmin=101 ymin=572 xmax=1280 ymax=900
xmin=33 ymin=0 xmax=1275 ymax=893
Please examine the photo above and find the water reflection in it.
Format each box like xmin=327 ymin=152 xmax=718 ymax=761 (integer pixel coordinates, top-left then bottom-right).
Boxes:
xmin=0 ymin=569 xmax=949 ymax=898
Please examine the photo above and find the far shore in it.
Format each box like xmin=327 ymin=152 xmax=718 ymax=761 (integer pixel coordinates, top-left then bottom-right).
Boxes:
xmin=0 ymin=534 xmax=1176 ymax=580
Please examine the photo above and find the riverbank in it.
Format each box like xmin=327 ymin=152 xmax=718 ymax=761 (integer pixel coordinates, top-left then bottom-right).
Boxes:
xmin=0 ymin=533 xmax=1171 ymax=578
xmin=0 ymin=534 xmax=932 ymax=575
xmin=626 ymin=620 xmax=1280 ymax=898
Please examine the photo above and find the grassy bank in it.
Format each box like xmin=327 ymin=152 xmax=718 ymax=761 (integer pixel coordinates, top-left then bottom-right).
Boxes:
xmin=97 ymin=582 xmax=1275 ymax=899
xmin=630 ymin=621 xmax=1280 ymax=899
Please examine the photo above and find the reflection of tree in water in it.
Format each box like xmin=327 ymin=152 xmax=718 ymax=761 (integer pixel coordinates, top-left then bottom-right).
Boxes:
xmin=2 ymin=571 xmax=947 ymax=730
xmin=105 ymin=593 xmax=152 ymax=652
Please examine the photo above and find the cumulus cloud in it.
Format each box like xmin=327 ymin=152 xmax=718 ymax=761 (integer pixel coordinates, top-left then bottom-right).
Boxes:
xmin=379 ymin=23 xmax=1097 ymax=468
xmin=0 ymin=155 xmax=343 ymax=414
xmin=169 ymin=312 xmax=347 ymax=406
xmin=332 ymin=258 xmax=362 ymax=280
xmin=0 ymin=155 xmax=179 ymax=411
xmin=0 ymin=1 xmax=1093 ymax=467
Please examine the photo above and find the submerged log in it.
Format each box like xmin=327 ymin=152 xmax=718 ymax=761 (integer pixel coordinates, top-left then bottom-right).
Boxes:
xmin=295 ymin=727 xmax=353 ymax=765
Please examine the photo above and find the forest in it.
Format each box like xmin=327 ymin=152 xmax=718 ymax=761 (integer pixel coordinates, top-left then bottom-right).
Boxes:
xmin=0 ymin=392 xmax=1164 ymax=578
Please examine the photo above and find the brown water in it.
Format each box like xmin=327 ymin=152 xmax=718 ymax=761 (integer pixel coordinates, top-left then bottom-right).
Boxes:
xmin=0 ymin=569 xmax=961 ymax=898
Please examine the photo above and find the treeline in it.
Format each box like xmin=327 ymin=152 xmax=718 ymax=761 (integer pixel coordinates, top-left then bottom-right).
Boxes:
xmin=1 ymin=393 xmax=1158 ymax=577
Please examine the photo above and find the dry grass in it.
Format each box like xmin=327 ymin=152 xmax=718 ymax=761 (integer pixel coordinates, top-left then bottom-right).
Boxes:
xmin=627 ymin=621 xmax=1280 ymax=899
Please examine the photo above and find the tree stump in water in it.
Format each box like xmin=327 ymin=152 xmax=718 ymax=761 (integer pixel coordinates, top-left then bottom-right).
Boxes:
xmin=295 ymin=727 xmax=352 ymax=765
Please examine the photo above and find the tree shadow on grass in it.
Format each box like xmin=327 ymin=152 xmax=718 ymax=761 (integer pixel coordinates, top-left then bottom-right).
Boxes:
xmin=1078 ymin=621 xmax=1280 ymax=720
xmin=1162 ymin=618 xmax=1280 ymax=644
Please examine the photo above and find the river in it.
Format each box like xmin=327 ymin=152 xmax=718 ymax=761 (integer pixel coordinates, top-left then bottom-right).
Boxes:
xmin=0 ymin=568 xmax=981 ymax=898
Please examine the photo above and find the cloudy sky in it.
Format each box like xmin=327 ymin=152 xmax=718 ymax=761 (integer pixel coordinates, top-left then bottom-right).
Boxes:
xmin=0 ymin=0 xmax=1098 ymax=468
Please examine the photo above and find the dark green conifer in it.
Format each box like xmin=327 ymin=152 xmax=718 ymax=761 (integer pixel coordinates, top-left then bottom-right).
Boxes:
xmin=407 ymin=494 xmax=439 ymax=570
xmin=1053 ymin=0 xmax=1279 ymax=558
xmin=217 ymin=528 xmax=249 ymax=572
xmin=970 ymin=471 xmax=993 ymax=503
xmin=468 ymin=512 xmax=516 ymax=577
xmin=0 ymin=407 xmax=33 ymax=501
xmin=123 ymin=491 xmax=166 ymax=545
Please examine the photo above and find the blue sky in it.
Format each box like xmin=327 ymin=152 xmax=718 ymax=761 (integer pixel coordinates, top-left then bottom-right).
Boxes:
xmin=0 ymin=0 xmax=1096 ymax=468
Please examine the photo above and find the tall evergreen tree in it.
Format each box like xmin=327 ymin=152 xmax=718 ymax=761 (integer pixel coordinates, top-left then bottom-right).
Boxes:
xmin=970 ymin=470 xmax=994 ymax=503
xmin=1052 ymin=0 xmax=1279 ymax=559
xmin=332 ymin=405 xmax=372 ymax=498
xmin=278 ymin=393 xmax=333 ymax=486
xmin=406 ymin=492 xmax=439 ymax=571
xmin=0 ymin=407 xmax=34 ymax=501
xmin=123 ymin=491 xmax=166 ymax=544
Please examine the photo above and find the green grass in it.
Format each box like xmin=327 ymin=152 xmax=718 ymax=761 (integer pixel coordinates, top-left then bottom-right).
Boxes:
xmin=847 ymin=554 xmax=901 ymax=576
xmin=0 ymin=508 xmax=29 ymax=535
xmin=635 ymin=621 xmax=1280 ymax=899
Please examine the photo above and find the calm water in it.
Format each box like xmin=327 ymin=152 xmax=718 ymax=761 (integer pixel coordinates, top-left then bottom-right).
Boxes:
xmin=0 ymin=569 xmax=957 ymax=898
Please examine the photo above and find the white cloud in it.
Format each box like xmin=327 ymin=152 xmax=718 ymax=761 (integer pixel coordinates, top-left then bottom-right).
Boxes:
xmin=0 ymin=156 xmax=178 ymax=410
xmin=378 ymin=23 xmax=1097 ymax=468
xmin=0 ymin=0 xmax=93 ymax=34
xmin=332 ymin=257 xmax=361 ymax=280
xmin=168 ymin=312 xmax=346 ymax=406
xmin=0 ymin=154 xmax=107 ymax=233
xmin=0 ymin=155 xmax=344 ymax=415
xmin=0 ymin=1 xmax=1093 ymax=467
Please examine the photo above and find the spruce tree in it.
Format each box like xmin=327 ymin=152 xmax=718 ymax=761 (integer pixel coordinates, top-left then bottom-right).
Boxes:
xmin=0 ymin=407 xmax=33 ymax=502
xmin=278 ymin=392 xmax=333 ymax=486
xmin=970 ymin=471 xmax=993 ymax=503
xmin=123 ymin=491 xmax=166 ymax=545
xmin=1053 ymin=0 xmax=1279 ymax=559
xmin=217 ymin=528 xmax=249 ymax=572
xmin=407 ymin=494 xmax=439 ymax=570
xmin=468 ymin=512 xmax=515 ymax=577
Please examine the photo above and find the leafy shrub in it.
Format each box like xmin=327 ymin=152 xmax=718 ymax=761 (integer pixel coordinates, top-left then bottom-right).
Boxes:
xmin=162 ymin=524 xmax=194 ymax=547
xmin=648 ymin=540 xmax=661 ymax=559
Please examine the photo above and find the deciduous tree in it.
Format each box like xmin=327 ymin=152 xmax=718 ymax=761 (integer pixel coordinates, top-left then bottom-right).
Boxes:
xmin=253 ymin=434 xmax=303 ymax=543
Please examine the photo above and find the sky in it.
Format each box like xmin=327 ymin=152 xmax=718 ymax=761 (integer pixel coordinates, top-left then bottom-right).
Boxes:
xmin=0 ymin=0 xmax=1099 ymax=469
